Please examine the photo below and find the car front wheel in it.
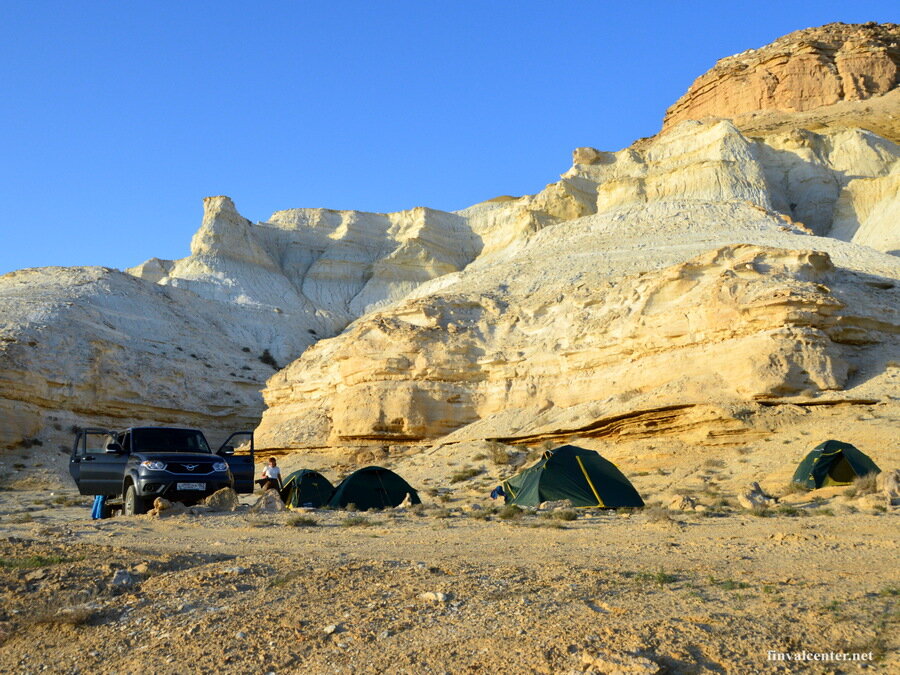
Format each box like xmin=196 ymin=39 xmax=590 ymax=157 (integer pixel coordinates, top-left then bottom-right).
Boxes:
xmin=124 ymin=484 xmax=149 ymax=516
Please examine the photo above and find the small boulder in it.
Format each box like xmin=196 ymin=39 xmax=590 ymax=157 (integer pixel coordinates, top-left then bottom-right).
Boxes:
xmin=877 ymin=469 xmax=900 ymax=505
xmin=151 ymin=498 xmax=189 ymax=517
xmin=153 ymin=497 xmax=173 ymax=511
xmin=572 ymin=147 xmax=612 ymax=166
xmin=668 ymin=495 xmax=696 ymax=511
xmin=203 ymin=487 xmax=241 ymax=512
xmin=539 ymin=499 xmax=573 ymax=511
xmin=110 ymin=569 xmax=134 ymax=589
xmin=250 ymin=490 xmax=285 ymax=514
xmin=738 ymin=482 xmax=777 ymax=510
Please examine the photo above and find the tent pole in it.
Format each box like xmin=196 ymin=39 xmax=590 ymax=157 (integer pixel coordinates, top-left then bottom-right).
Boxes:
xmin=576 ymin=456 xmax=605 ymax=507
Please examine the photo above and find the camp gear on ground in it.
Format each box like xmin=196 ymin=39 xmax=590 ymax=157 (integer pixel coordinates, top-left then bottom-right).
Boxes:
xmin=490 ymin=485 xmax=505 ymax=500
xmin=502 ymin=445 xmax=644 ymax=508
xmin=279 ymin=469 xmax=334 ymax=508
xmin=791 ymin=440 xmax=881 ymax=489
xmin=327 ymin=466 xmax=421 ymax=511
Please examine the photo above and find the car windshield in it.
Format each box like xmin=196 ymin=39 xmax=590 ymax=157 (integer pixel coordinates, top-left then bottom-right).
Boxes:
xmin=132 ymin=429 xmax=210 ymax=453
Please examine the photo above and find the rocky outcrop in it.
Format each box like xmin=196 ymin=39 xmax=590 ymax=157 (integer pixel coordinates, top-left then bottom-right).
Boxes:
xmin=662 ymin=23 xmax=900 ymax=134
xmin=255 ymin=232 xmax=900 ymax=450
xmin=466 ymin=119 xmax=898 ymax=255
xmin=0 ymin=197 xmax=482 ymax=450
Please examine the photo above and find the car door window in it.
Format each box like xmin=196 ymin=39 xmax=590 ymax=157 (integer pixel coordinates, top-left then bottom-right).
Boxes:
xmin=84 ymin=433 xmax=112 ymax=456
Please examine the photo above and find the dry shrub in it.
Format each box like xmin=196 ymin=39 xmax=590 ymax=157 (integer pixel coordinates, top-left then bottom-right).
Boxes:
xmin=449 ymin=467 xmax=482 ymax=483
xmin=844 ymin=472 xmax=879 ymax=498
xmin=498 ymin=504 xmax=524 ymax=520
xmin=286 ymin=515 xmax=317 ymax=527
xmin=643 ymin=504 xmax=673 ymax=523
xmin=488 ymin=442 xmax=512 ymax=466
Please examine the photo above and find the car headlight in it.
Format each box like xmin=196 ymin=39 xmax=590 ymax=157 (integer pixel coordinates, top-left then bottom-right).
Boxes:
xmin=213 ymin=462 xmax=228 ymax=472
xmin=141 ymin=460 xmax=167 ymax=471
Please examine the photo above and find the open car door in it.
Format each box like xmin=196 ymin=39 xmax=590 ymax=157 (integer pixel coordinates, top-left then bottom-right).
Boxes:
xmin=218 ymin=431 xmax=255 ymax=494
xmin=69 ymin=428 xmax=128 ymax=496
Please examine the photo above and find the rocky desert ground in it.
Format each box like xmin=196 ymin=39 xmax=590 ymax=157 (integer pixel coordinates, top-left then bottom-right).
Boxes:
xmin=0 ymin=397 xmax=898 ymax=674
xmin=1 ymin=21 xmax=899 ymax=674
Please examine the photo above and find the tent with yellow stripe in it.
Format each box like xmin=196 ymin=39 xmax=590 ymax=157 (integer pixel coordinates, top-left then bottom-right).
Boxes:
xmin=501 ymin=445 xmax=644 ymax=508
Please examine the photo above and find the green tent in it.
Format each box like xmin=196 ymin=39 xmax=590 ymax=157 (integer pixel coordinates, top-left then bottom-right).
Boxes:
xmin=791 ymin=440 xmax=881 ymax=489
xmin=327 ymin=466 xmax=421 ymax=511
xmin=502 ymin=445 xmax=644 ymax=508
xmin=279 ymin=469 xmax=334 ymax=508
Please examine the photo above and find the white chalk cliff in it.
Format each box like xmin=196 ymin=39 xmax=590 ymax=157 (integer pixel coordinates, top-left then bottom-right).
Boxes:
xmin=1 ymin=23 xmax=898 ymax=454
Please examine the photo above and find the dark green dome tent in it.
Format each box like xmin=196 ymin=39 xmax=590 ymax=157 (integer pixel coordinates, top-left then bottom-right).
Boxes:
xmin=327 ymin=466 xmax=421 ymax=511
xmin=279 ymin=469 xmax=334 ymax=508
xmin=502 ymin=445 xmax=644 ymax=508
xmin=791 ymin=440 xmax=881 ymax=489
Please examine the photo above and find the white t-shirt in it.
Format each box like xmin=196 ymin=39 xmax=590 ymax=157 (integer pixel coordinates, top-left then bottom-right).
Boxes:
xmin=263 ymin=466 xmax=281 ymax=480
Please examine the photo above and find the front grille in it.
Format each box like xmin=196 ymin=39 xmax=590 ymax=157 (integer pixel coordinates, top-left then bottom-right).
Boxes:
xmin=167 ymin=463 xmax=214 ymax=474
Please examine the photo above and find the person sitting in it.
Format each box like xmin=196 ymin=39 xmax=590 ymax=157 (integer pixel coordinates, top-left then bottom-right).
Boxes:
xmin=256 ymin=457 xmax=282 ymax=491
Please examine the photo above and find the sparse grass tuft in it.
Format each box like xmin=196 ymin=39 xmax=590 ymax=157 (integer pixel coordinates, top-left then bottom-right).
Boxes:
xmin=52 ymin=494 xmax=87 ymax=507
xmin=637 ymin=569 xmax=677 ymax=586
xmin=498 ymin=504 xmax=524 ymax=520
xmin=644 ymin=504 xmax=673 ymax=523
xmin=488 ymin=442 xmax=512 ymax=466
xmin=812 ymin=508 xmax=835 ymax=517
xmin=0 ymin=555 xmax=70 ymax=569
xmin=878 ymin=587 xmax=900 ymax=597
xmin=775 ymin=505 xmax=807 ymax=517
xmin=341 ymin=516 xmax=373 ymax=527
xmin=709 ymin=576 xmax=750 ymax=591
xmin=548 ymin=509 xmax=577 ymax=521
xmin=525 ymin=520 xmax=566 ymax=529
xmin=29 ymin=603 xmax=96 ymax=627
xmin=703 ymin=459 xmax=726 ymax=469
xmin=449 ymin=467 xmax=482 ymax=484
xmin=748 ymin=504 xmax=772 ymax=517
xmin=244 ymin=515 xmax=275 ymax=528
xmin=784 ymin=482 xmax=809 ymax=495
xmin=286 ymin=515 xmax=317 ymax=527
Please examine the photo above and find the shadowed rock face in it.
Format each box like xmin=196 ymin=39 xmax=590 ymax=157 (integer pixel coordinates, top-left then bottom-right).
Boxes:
xmin=662 ymin=23 xmax=900 ymax=135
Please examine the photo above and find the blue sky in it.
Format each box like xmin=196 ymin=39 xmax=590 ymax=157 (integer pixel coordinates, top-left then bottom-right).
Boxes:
xmin=1 ymin=1 xmax=896 ymax=275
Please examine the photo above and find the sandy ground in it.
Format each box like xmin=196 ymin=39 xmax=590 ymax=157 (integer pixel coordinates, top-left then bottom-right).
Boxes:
xmin=0 ymin=401 xmax=897 ymax=674
xmin=0 ymin=490 xmax=897 ymax=674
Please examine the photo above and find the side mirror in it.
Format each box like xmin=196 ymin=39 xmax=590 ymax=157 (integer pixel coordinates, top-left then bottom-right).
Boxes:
xmin=105 ymin=442 xmax=124 ymax=454
xmin=219 ymin=446 xmax=235 ymax=456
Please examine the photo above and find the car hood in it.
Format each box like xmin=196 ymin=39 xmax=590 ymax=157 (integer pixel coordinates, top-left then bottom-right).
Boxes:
xmin=131 ymin=452 xmax=222 ymax=463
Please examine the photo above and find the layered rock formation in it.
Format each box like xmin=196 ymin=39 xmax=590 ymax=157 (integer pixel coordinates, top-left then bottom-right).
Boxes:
xmin=0 ymin=197 xmax=481 ymax=449
xmin=662 ymin=23 xmax=900 ymax=137
xmin=255 ymin=205 xmax=899 ymax=450
xmin=2 ymin=22 xmax=898 ymax=458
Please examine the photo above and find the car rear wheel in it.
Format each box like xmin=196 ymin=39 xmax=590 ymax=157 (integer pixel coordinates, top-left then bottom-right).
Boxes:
xmin=124 ymin=484 xmax=148 ymax=516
